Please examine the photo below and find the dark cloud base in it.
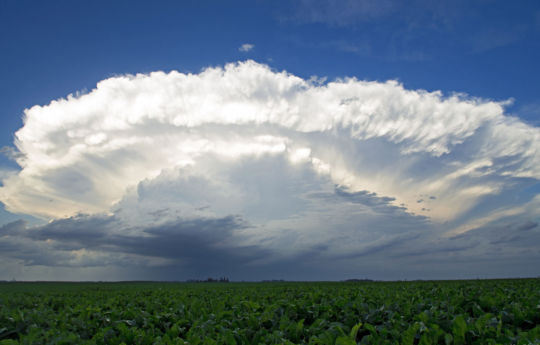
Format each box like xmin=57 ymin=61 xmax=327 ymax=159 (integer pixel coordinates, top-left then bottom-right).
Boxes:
xmin=1 ymin=209 xmax=539 ymax=281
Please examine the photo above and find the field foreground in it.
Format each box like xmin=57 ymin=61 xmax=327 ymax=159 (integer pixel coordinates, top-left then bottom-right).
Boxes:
xmin=0 ymin=279 xmax=539 ymax=344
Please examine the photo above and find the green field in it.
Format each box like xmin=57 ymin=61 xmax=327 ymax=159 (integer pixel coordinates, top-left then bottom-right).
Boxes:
xmin=1 ymin=279 xmax=539 ymax=344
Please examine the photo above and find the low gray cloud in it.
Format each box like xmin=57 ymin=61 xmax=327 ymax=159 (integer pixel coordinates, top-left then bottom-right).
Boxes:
xmin=1 ymin=207 xmax=539 ymax=280
xmin=0 ymin=213 xmax=281 ymax=279
xmin=23 ymin=215 xmax=258 ymax=263
xmin=0 ymin=212 xmax=341 ymax=279
xmin=0 ymin=219 xmax=25 ymax=236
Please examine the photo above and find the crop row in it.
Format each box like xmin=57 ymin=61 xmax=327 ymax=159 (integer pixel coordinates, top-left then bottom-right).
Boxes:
xmin=0 ymin=279 xmax=539 ymax=344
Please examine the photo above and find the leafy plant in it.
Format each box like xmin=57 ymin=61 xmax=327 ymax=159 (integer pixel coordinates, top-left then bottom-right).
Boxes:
xmin=0 ymin=279 xmax=539 ymax=344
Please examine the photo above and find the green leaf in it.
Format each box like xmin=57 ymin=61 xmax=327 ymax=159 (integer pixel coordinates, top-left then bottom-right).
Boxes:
xmin=419 ymin=333 xmax=433 ymax=345
xmin=364 ymin=323 xmax=377 ymax=334
xmin=349 ymin=322 xmax=362 ymax=340
xmin=296 ymin=319 xmax=305 ymax=336
xmin=444 ymin=333 xmax=453 ymax=345
xmin=452 ymin=315 xmax=467 ymax=345
xmin=335 ymin=336 xmax=356 ymax=345
xmin=0 ymin=340 xmax=19 ymax=345
xmin=402 ymin=323 xmax=421 ymax=345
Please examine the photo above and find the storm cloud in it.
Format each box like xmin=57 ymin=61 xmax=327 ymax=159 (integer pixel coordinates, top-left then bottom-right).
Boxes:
xmin=0 ymin=61 xmax=538 ymax=280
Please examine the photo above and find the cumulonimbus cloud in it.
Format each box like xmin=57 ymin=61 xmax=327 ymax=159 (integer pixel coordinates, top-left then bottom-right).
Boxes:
xmin=0 ymin=60 xmax=538 ymax=224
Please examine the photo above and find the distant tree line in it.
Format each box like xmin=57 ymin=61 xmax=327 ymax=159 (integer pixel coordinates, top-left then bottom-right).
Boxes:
xmin=186 ymin=277 xmax=229 ymax=283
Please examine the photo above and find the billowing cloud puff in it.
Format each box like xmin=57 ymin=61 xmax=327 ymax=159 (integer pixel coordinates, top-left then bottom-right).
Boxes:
xmin=1 ymin=60 xmax=537 ymax=223
xmin=0 ymin=60 xmax=539 ymax=280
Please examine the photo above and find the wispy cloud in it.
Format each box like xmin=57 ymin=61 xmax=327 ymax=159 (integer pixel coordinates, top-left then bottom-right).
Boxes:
xmin=239 ymin=43 xmax=254 ymax=52
xmin=292 ymin=0 xmax=397 ymax=26
xmin=285 ymin=0 xmax=540 ymax=60
xmin=445 ymin=194 xmax=540 ymax=237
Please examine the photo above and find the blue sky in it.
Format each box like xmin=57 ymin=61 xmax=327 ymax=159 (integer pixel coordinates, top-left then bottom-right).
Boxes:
xmin=0 ymin=0 xmax=539 ymax=281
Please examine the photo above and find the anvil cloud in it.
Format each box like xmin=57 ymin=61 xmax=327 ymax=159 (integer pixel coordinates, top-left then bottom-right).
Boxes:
xmin=0 ymin=61 xmax=538 ymax=280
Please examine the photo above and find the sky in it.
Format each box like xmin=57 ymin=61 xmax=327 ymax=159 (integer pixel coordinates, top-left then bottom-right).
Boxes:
xmin=0 ymin=0 xmax=539 ymax=281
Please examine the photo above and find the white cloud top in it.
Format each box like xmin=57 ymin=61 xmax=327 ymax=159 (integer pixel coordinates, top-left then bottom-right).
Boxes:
xmin=0 ymin=61 xmax=538 ymax=228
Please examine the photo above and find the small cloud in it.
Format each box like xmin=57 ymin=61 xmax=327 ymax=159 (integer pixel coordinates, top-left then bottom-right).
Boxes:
xmin=0 ymin=146 xmax=21 ymax=161
xmin=239 ymin=43 xmax=254 ymax=52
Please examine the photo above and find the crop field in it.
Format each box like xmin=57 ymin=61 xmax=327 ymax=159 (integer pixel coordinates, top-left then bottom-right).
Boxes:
xmin=0 ymin=279 xmax=539 ymax=344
